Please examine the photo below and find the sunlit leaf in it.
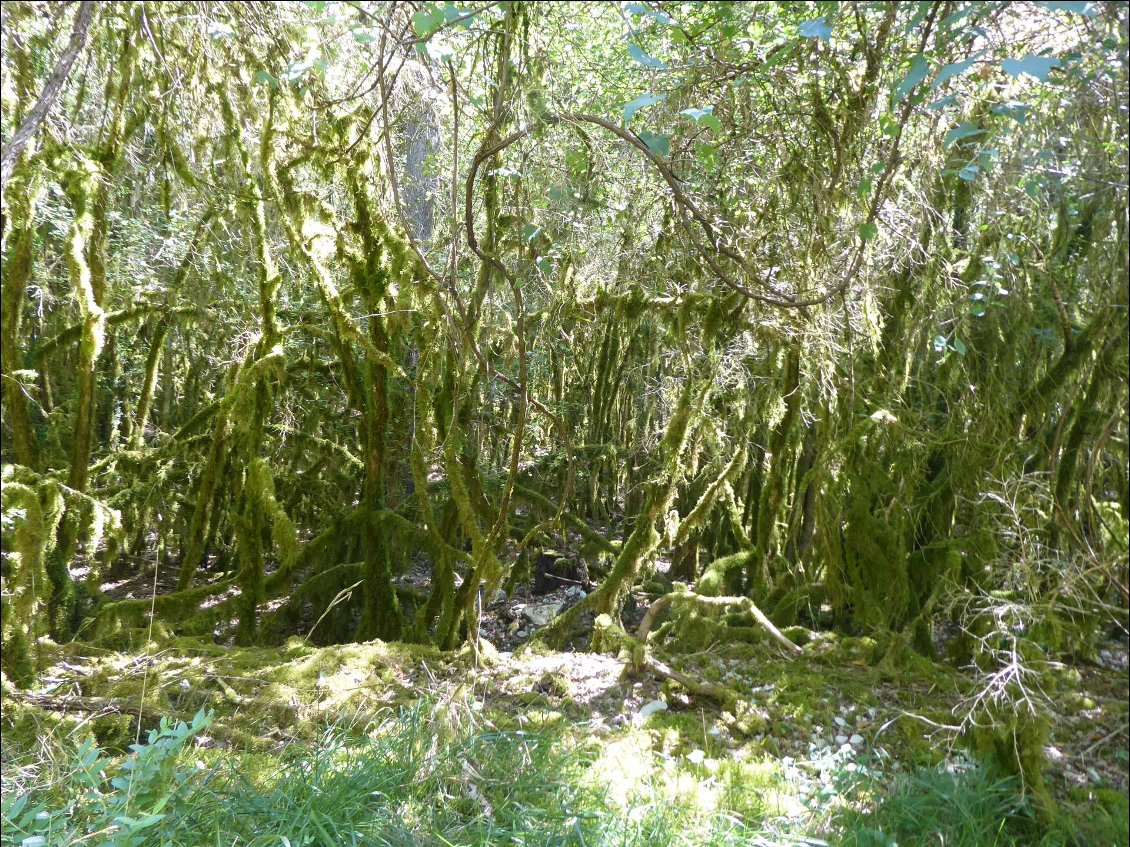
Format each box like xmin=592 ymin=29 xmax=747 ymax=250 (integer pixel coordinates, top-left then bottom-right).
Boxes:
xmin=991 ymin=101 xmax=1030 ymax=124
xmin=412 ymin=9 xmax=444 ymax=38
xmin=1001 ymin=55 xmax=1060 ymax=81
xmin=623 ymin=92 xmax=666 ymax=121
xmin=627 ymin=3 xmax=676 ymax=24
xmin=628 ymin=43 xmax=666 ymax=69
xmin=1034 ymin=1 xmax=1095 ymax=15
xmin=895 ymin=54 xmax=930 ymax=99
xmin=860 ymin=221 xmax=879 ymax=242
xmin=680 ymin=106 xmax=722 ymax=133
xmin=928 ymin=94 xmax=958 ymax=111
xmin=939 ymin=6 xmax=977 ymax=28
xmin=253 ymin=70 xmax=279 ymax=89
xmin=638 ymin=130 xmax=670 ymax=158
xmin=931 ymin=58 xmax=977 ymax=90
xmin=945 ymin=123 xmax=984 ymax=146
xmin=798 ymin=17 xmax=832 ymax=41
xmin=206 ymin=20 xmax=235 ymax=40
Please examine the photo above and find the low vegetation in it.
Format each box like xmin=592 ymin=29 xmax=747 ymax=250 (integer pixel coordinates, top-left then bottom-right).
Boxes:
xmin=1 ymin=1 xmax=1127 ymax=844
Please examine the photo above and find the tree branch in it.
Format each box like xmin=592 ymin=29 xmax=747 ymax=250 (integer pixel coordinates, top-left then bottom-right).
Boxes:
xmin=1 ymin=1 xmax=96 ymax=195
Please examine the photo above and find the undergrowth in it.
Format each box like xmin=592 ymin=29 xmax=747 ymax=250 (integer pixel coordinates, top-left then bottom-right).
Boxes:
xmin=2 ymin=694 xmax=1095 ymax=847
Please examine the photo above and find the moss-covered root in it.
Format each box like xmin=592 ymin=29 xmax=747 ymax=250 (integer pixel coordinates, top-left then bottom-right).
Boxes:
xmin=637 ymin=589 xmax=802 ymax=654
xmin=591 ymin=614 xmax=739 ymax=708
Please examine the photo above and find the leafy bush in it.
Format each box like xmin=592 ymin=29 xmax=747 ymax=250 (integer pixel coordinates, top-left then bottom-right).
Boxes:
xmin=2 ymin=709 xmax=212 ymax=847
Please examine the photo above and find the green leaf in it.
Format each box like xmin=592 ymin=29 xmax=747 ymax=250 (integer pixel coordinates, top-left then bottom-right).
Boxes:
xmin=895 ymin=54 xmax=930 ymax=99
xmin=638 ymin=130 xmax=670 ymax=158
xmin=623 ymin=92 xmax=666 ymax=121
xmin=627 ymin=43 xmax=666 ymax=69
xmin=859 ymin=221 xmax=879 ymax=242
xmin=856 ymin=176 xmax=872 ymax=200
xmin=1001 ymin=55 xmax=1060 ymax=81
xmin=302 ymin=1 xmax=327 ymax=11
xmin=991 ymin=101 xmax=1030 ymax=124
xmin=283 ymin=59 xmax=314 ymax=83
xmin=700 ymin=114 xmax=723 ymax=133
xmin=952 ymin=337 xmax=967 ymax=356
xmin=680 ymin=106 xmax=722 ymax=133
xmin=939 ymin=6 xmax=978 ymax=28
xmin=627 ymin=3 xmax=675 ymax=24
xmin=411 ymin=9 xmax=444 ymax=38
xmin=933 ymin=334 xmax=948 ymax=353
xmin=351 ymin=28 xmax=378 ymax=43
xmin=957 ymin=163 xmax=980 ymax=181
xmin=798 ymin=17 xmax=832 ymax=41
xmin=904 ymin=2 xmax=933 ymax=34
xmin=927 ymin=93 xmax=958 ymax=111
xmin=696 ymin=143 xmax=718 ymax=167
xmin=536 ymin=256 xmax=553 ymax=275
xmin=565 ymin=149 xmax=587 ymax=175
xmin=944 ymin=123 xmax=984 ymax=146
xmin=253 ymin=70 xmax=280 ymax=89
xmin=930 ymin=58 xmax=977 ymax=90
xmin=522 ymin=224 xmax=542 ymax=244
xmin=1034 ymin=1 xmax=1095 ymax=15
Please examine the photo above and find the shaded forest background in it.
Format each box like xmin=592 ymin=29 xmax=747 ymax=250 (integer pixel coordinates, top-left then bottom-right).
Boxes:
xmin=1 ymin=0 xmax=1127 ymax=800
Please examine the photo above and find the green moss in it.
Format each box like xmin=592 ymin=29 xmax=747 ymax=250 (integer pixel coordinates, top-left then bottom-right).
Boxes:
xmin=696 ymin=550 xmax=754 ymax=597
xmin=966 ymin=705 xmax=1054 ymax=814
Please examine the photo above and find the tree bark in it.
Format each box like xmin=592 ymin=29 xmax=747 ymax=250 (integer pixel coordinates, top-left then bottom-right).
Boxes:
xmin=0 ymin=1 xmax=95 ymax=195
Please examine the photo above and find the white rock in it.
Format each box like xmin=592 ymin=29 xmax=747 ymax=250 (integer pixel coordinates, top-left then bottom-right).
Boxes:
xmin=834 ymin=716 xmax=848 ymax=727
xmin=849 ymin=734 xmax=865 ymax=746
xmin=637 ymin=699 xmax=668 ymax=721
xmin=835 ymin=734 xmax=848 ymax=744
xmin=686 ymin=749 xmax=706 ymax=765
xmin=521 ymin=602 xmax=563 ymax=626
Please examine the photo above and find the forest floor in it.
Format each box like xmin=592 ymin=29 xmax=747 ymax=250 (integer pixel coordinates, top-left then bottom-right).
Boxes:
xmin=3 ymin=600 xmax=1127 ymax=845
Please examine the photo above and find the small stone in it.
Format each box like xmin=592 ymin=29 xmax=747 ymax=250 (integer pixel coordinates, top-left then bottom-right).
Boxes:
xmin=834 ymin=716 xmax=848 ymax=728
xmin=835 ymin=734 xmax=848 ymax=744
xmin=849 ymin=734 xmax=864 ymax=746
xmin=521 ymin=602 xmax=563 ymax=627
